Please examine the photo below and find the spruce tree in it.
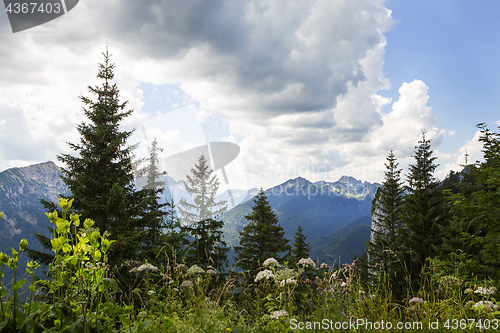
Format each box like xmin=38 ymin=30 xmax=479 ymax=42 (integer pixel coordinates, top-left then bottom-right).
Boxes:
xmin=438 ymin=123 xmax=500 ymax=282
xmin=178 ymin=154 xmax=228 ymax=270
xmin=56 ymin=49 xmax=143 ymax=267
xmin=183 ymin=217 xmax=229 ymax=272
xmin=135 ymin=138 xmax=170 ymax=262
xmin=367 ymin=150 xmax=405 ymax=298
xmin=234 ymin=189 xmax=291 ymax=278
xmin=402 ymin=130 xmax=445 ymax=289
xmin=162 ymin=198 xmax=188 ymax=261
xmin=178 ymin=154 xmax=227 ymax=225
xmin=290 ymin=225 xmax=311 ymax=265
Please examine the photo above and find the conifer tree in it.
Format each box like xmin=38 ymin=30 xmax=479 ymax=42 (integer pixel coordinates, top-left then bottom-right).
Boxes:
xmin=135 ymin=138 xmax=169 ymax=261
xmin=163 ymin=198 xmax=188 ymax=261
xmin=234 ymin=189 xmax=291 ymax=278
xmin=178 ymin=154 xmax=228 ymax=270
xmin=402 ymin=130 xmax=445 ymax=288
xmin=55 ymin=49 xmax=144 ymax=267
xmin=438 ymin=123 xmax=500 ymax=282
xmin=367 ymin=150 xmax=405 ymax=298
xmin=183 ymin=217 xmax=229 ymax=272
xmin=178 ymin=154 xmax=227 ymax=225
xmin=290 ymin=224 xmax=311 ymax=265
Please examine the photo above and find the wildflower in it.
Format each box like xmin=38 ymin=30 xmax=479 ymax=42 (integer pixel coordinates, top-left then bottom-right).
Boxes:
xmin=270 ymin=310 xmax=288 ymax=319
xmin=263 ymin=258 xmax=279 ymax=268
xmin=298 ymin=258 xmax=316 ymax=269
xmin=464 ymin=288 xmax=473 ymax=294
xmin=148 ymin=290 xmax=156 ymax=296
xmin=255 ymin=269 xmax=274 ymax=282
xmin=473 ymin=301 xmax=499 ymax=311
xmin=187 ymin=265 xmax=205 ymax=274
xmin=181 ymin=280 xmax=194 ymax=288
xmin=0 ymin=252 xmax=9 ymax=265
xmin=226 ymin=328 xmax=231 ymax=332
xmin=474 ymin=286 xmax=496 ymax=295
xmin=279 ymin=278 xmax=296 ymax=287
xmin=409 ymin=297 xmax=425 ymax=305
xmin=137 ymin=263 xmax=159 ymax=272
xmin=206 ymin=269 xmax=217 ymax=275
xmin=19 ymin=239 xmax=28 ymax=251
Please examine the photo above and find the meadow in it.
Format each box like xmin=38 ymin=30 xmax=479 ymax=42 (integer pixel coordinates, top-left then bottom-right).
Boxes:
xmin=0 ymin=199 xmax=499 ymax=332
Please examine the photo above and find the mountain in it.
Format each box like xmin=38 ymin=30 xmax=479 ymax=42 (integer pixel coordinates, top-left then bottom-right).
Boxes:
xmin=222 ymin=176 xmax=379 ymax=251
xmin=135 ymin=174 xmax=259 ymax=213
xmin=0 ymin=161 xmax=70 ymax=240
xmin=0 ymin=161 xmax=70 ymax=292
xmin=309 ymin=214 xmax=372 ymax=265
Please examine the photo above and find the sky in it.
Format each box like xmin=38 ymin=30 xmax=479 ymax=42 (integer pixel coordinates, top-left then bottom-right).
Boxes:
xmin=0 ymin=0 xmax=499 ymax=193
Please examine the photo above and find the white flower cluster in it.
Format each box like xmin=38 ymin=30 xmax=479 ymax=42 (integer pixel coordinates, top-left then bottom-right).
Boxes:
xmin=270 ymin=310 xmax=288 ymax=319
xmin=181 ymin=280 xmax=194 ymax=288
xmin=137 ymin=263 xmax=159 ymax=272
xmin=280 ymin=278 xmax=296 ymax=287
xmin=473 ymin=301 xmax=499 ymax=310
xmin=474 ymin=286 xmax=496 ymax=295
xmin=263 ymin=258 xmax=280 ymax=268
xmin=409 ymin=297 xmax=425 ymax=304
xmin=187 ymin=265 xmax=205 ymax=274
xmin=298 ymin=258 xmax=316 ymax=269
xmin=255 ymin=269 xmax=274 ymax=282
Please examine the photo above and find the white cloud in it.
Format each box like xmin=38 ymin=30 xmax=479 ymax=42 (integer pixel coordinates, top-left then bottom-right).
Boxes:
xmin=436 ymin=130 xmax=485 ymax=180
xmin=0 ymin=0 xmax=456 ymax=190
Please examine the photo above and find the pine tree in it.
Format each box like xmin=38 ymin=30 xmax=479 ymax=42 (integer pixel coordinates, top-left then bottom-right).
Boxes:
xmin=367 ymin=150 xmax=405 ymax=298
xmin=234 ymin=189 xmax=291 ymax=278
xmin=178 ymin=154 xmax=228 ymax=270
xmin=183 ymin=217 xmax=229 ymax=272
xmin=438 ymin=123 xmax=500 ymax=282
xmin=163 ymin=198 xmax=188 ymax=261
xmin=55 ymin=49 xmax=144 ymax=267
xmin=290 ymin=225 xmax=311 ymax=266
xmin=178 ymin=154 xmax=227 ymax=225
xmin=135 ymin=138 xmax=170 ymax=262
xmin=402 ymin=130 xmax=446 ymax=289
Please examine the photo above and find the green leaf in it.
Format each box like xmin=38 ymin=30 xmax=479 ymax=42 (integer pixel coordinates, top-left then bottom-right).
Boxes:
xmin=0 ymin=318 xmax=11 ymax=332
xmin=135 ymin=320 xmax=150 ymax=333
xmin=13 ymin=279 xmax=26 ymax=291
xmin=97 ymin=278 xmax=117 ymax=293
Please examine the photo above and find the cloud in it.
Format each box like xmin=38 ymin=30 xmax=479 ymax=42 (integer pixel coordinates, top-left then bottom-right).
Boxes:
xmin=0 ymin=0 xmax=454 ymax=189
xmin=436 ymin=130 xmax=484 ymax=180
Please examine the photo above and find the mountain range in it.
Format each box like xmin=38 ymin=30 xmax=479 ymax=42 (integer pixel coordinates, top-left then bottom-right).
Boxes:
xmin=0 ymin=161 xmax=380 ymax=283
xmin=221 ymin=176 xmax=379 ymax=265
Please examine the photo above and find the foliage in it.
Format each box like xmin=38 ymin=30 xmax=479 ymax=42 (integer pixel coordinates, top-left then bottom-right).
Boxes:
xmin=56 ymin=49 xmax=147 ymax=268
xmin=134 ymin=139 xmax=170 ymax=263
xmin=234 ymin=190 xmax=291 ymax=280
xmin=402 ymin=130 xmax=447 ymax=291
xmin=367 ymin=150 xmax=407 ymax=300
xmin=437 ymin=123 xmax=500 ymax=283
xmin=178 ymin=154 xmax=229 ymax=271
xmin=289 ymin=225 xmax=311 ymax=266
xmin=0 ymin=199 xmax=149 ymax=333
xmin=178 ymin=154 xmax=227 ymax=225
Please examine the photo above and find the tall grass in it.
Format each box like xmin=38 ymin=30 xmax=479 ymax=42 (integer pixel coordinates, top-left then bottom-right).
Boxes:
xmin=1 ymin=199 xmax=499 ymax=332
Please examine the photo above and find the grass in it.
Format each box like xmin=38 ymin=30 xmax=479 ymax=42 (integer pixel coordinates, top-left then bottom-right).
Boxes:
xmin=1 ymin=200 xmax=499 ymax=332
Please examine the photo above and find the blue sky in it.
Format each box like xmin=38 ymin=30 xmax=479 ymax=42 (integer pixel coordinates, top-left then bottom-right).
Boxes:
xmin=381 ymin=0 xmax=500 ymax=156
xmin=0 ymin=0 xmax=498 ymax=191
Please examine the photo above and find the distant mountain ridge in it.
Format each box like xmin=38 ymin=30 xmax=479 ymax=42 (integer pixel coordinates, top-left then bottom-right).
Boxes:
xmin=0 ymin=161 xmax=380 ymax=273
xmin=222 ymin=176 xmax=380 ymax=253
xmin=0 ymin=161 xmax=70 ymax=237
